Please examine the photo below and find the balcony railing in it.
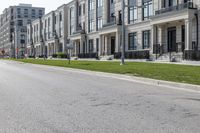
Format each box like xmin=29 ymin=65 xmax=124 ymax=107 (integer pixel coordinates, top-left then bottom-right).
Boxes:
xmin=155 ymin=2 xmax=195 ymax=15
xmin=73 ymin=27 xmax=85 ymax=35
xmin=103 ymin=20 xmax=116 ymax=28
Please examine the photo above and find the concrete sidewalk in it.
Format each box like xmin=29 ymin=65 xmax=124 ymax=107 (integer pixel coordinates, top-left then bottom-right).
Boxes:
xmin=49 ymin=57 xmax=200 ymax=66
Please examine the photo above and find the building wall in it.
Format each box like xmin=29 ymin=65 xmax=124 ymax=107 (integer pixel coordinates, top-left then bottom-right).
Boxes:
xmin=0 ymin=4 xmax=45 ymax=58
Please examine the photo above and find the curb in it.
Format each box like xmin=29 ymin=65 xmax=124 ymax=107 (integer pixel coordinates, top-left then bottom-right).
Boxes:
xmin=7 ymin=60 xmax=200 ymax=93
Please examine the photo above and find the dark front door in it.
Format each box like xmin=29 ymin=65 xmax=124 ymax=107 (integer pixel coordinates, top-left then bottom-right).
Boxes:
xmin=111 ymin=37 xmax=115 ymax=55
xmin=168 ymin=27 xmax=176 ymax=52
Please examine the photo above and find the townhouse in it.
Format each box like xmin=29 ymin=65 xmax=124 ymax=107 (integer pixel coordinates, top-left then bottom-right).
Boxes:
xmin=67 ymin=0 xmax=200 ymax=60
xmin=0 ymin=4 xmax=45 ymax=58
xmin=26 ymin=0 xmax=200 ymax=61
xmin=27 ymin=4 xmax=68 ymax=57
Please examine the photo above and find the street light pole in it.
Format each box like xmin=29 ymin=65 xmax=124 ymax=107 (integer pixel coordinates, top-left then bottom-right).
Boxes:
xmin=120 ymin=0 xmax=125 ymax=65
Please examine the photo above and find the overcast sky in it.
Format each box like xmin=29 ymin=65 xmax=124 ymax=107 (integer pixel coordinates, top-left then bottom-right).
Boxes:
xmin=0 ymin=0 xmax=72 ymax=14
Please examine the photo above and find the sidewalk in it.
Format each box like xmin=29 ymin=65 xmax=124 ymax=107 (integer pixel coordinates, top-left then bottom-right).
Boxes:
xmin=50 ymin=58 xmax=200 ymax=66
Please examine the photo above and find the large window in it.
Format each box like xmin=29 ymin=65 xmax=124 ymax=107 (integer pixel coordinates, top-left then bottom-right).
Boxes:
xmin=128 ymin=0 xmax=138 ymax=24
xmin=142 ymin=30 xmax=150 ymax=49
xmin=89 ymin=20 xmax=94 ymax=32
xmin=89 ymin=0 xmax=95 ymax=32
xmin=97 ymin=0 xmax=103 ymax=7
xmin=89 ymin=0 xmax=94 ymax=11
xmin=143 ymin=0 xmax=153 ymax=20
xmin=70 ymin=7 xmax=75 ymax=35
xmin=128 ymin=32 xmax=137 ymax=50
xmin=18 ymin=20 xmax=23 ymax=26
xmin=97 ymin=17 xmax=103 ymax=30
xmin=97 ymin=0 xmax=103 ymax=30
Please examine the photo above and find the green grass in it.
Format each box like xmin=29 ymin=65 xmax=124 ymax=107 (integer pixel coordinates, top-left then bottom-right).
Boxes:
xmin=9 ymin=59 xmax=200 ymax=85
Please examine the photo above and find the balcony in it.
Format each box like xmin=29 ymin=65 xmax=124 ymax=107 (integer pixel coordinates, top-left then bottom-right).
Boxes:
xmin=155 ymin=2 xmax=196 ymax=15
xmin=73 ymin=27 xmax=85 ymax=35
xmin=103 ymin=20 xmax=116 ymax=28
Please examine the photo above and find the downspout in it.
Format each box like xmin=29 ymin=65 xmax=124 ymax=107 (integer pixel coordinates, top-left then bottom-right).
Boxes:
xmin=195 ymin=13 xmax=198 ymax=51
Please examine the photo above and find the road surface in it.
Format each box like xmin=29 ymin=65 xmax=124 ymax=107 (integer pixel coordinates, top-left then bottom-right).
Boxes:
xmin=0 ymin=60 xmax=200 ymax=133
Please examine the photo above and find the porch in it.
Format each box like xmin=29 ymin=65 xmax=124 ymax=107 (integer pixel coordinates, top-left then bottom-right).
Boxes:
xmin=151 ymin=16 xmax=197 ymax=60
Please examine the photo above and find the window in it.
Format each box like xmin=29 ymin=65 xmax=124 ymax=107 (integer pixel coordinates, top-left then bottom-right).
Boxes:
xmin=128 ymin=32 xmax=137 ymax=50
xmin=55 ymin=16 xmax=57 ymax=24
xmin=70 ymin=7 xmax=75 ymax=35
xmin=24 ymin=9 xmax=28 ymax=18
xmin=17 ymin=8 xmax=21 ymax=14
xmin=143 ymin=0 xmax=152 ymax=20
xmin=27 ymin=19 xmax=31 ymax=24
xmin=97 ymin=17 xmax=103 ymax=30
xmin=89 ymin=20 xmax=94 ymax=32
xmin=32 ymin=9 xmax=36 ymax=18
xmin=18 ymin=20 xmax=23 ymax=26
xmin=79 ymin=5 xmax=82 ymax=16
xmin=169 ymin=0 xmax=176 ymax=6
xmin=97 ymin=0 xmax=103 ymax=7
xmin=142 ymin=30 xmax=150 ymax=49
xmin=89 ymin=0 xmax=95 ymax=32
xmin=59 ymin=12 xmax=62 ymax=21
xmin=89 ymin=39 xmax=94 ymax=53
xmin=97 ymin=0 xmax=103 ymax=30
xmin=39 ymin=10 xmax=43 ymax=16
xmin=110 ymin=0 xmax=115 ymax=4
xmin=128 ymin=0 xmax=138 ymax=23
xmin=89 ymin=0 xmax=94 ymax=10
xmin=83 ymin=4 xmax=85 ymax=14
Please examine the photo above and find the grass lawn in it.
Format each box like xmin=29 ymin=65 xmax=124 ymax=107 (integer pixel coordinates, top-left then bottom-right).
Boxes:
xmin=9 ymin=59 xmax=200 ymax=85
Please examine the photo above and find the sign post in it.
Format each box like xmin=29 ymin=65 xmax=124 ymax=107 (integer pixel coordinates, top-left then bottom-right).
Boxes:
xmin=66 ymin=39 xmax=74 ymax=65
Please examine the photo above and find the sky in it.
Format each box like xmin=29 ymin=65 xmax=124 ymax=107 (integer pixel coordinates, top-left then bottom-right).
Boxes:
xmin=0 ymin=0 xmax=72 ymax=14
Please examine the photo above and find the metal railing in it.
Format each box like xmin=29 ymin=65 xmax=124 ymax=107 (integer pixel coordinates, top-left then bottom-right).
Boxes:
xmin=73 ymin=27 xmax=85 ymax=35
xmin=155 ymin=2 xmax=195 ymax=15
xmin=103 ymin=20 xmax=116 ymax=27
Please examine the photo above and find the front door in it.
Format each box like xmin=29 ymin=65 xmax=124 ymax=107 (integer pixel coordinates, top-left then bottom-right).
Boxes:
xmin=168 ymin=27 xmax=176 ymax=52
xmin=111 ymin=37 xmax=115 ymax=55
xmin=182 ymin=25 xmax=185 ymax=51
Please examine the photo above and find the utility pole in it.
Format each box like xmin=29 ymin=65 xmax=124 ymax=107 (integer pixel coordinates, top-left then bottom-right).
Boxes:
xmin=120 ymin=0 xmax=125 ymax=65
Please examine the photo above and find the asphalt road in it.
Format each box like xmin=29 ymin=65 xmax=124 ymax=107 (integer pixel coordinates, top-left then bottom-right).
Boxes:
xmin=0 ymin=60 xmax=200 ymax=133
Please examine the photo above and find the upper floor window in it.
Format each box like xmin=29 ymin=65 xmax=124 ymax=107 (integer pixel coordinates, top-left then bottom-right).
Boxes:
xmin=128 ymin=0 xmax=138 ymax=24
xmin=59 ymin=12 xmax=62 ymax=21
xmin=97 ymin=0 xmax=103 ymax=7
xmin=17 ymin=8 xmax=21 ymax=14
xmin=83 ymin=4 xmax=85 ymax=15
xmin=18 ymin=20 xmax=23 ymax=26
xmin=89 ymin=0 xmax=94 ymax=11
xmin=70 ymin=7 xmax=75 ymax=35
xmin=110 ymin=0 xmax=115 ymax=4
xmin=143 ymin=0 xmax=153 ymax=20
xmin=97 ymin=17 xmax=103 ymax=30
xmin=24 ymin=9 xmax=28 ymax=14
xmin=79 ymin=5 xmax=82 ymax=16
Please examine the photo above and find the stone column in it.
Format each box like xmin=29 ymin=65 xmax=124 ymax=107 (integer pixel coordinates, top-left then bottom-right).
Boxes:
xmin=98 ymin=35 xmax=102 ymax=56
xmin=115 ymin=32 xmax=119 ymax=53
xmin=74 ymin=41 xmax=77 ymax=56
xmin=185 ymin=18 xmax=192 ymax=50
xmin=105 ymin=35 xmax=108 ymax=55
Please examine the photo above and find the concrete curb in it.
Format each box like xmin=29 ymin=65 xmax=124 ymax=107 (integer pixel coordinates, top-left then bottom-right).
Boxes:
xmin=8 ymin=60 xmax=200 ymax=93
